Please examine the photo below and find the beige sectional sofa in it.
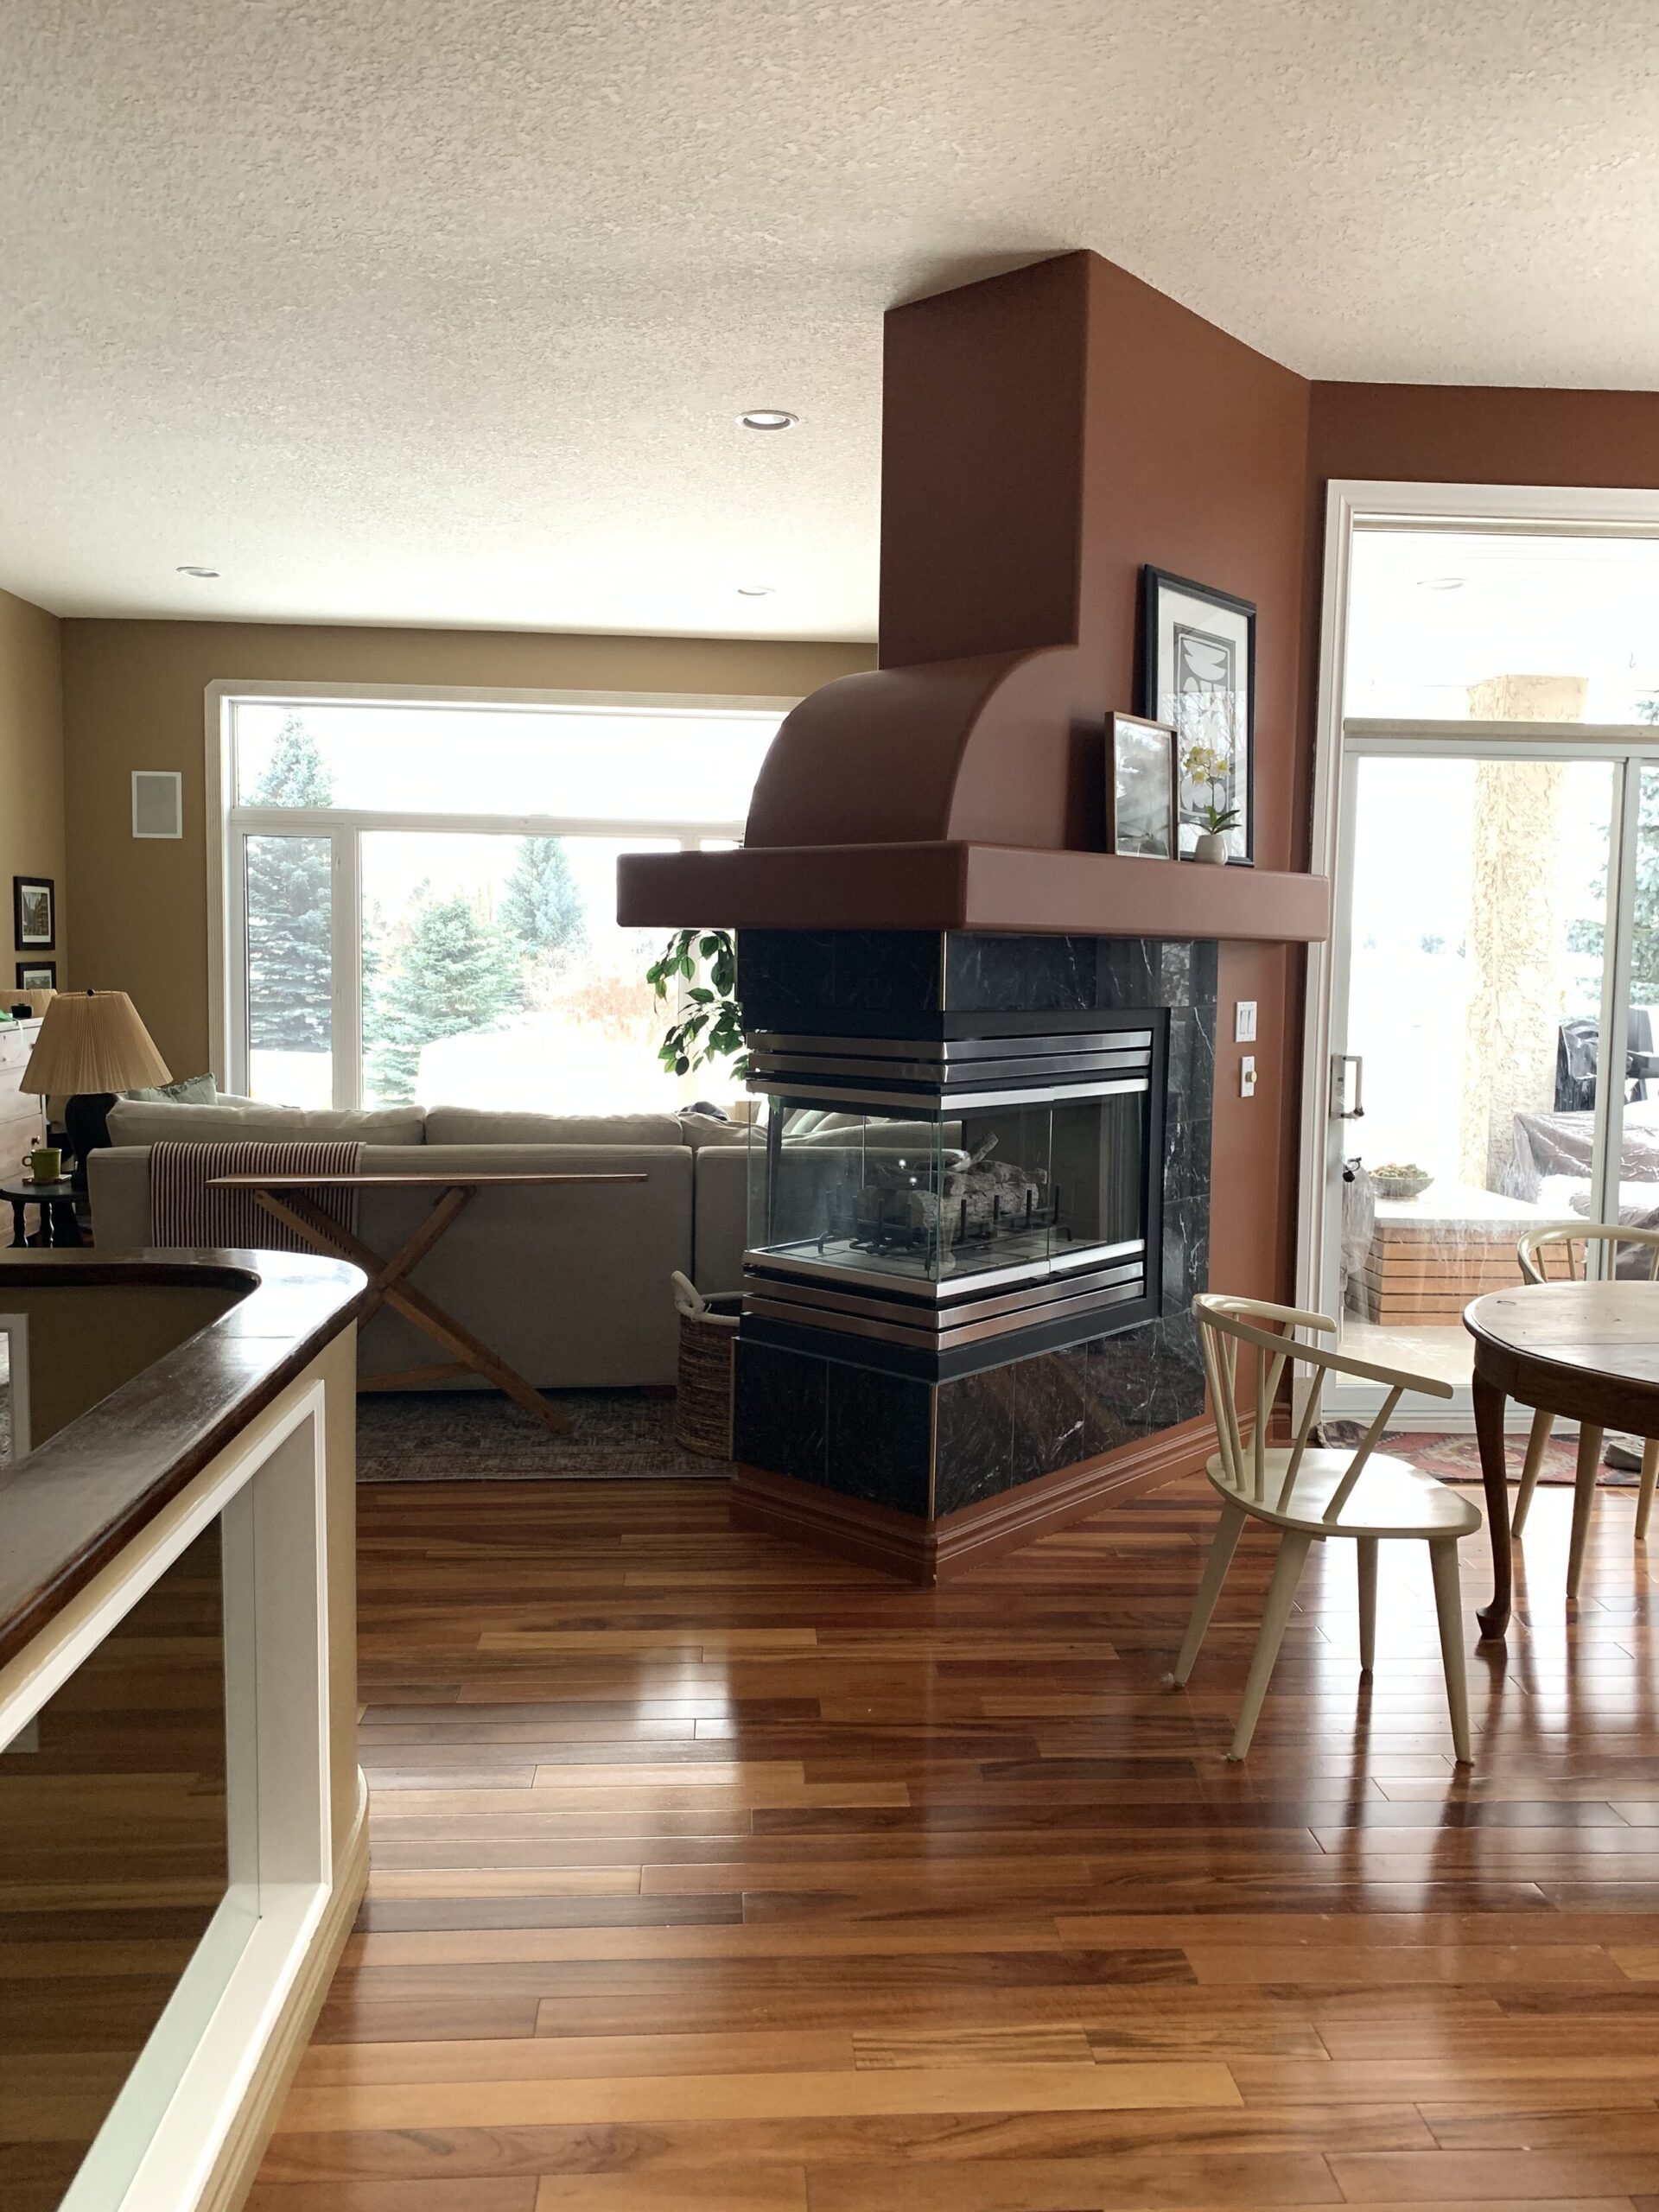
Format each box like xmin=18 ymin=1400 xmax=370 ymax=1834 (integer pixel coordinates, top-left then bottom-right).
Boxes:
xmin=89 ymin=1100 xmax=750 ymax=1388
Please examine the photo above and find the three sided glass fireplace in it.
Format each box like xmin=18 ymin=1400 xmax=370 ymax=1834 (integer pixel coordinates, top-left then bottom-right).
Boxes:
xmin=744 ymin=1020 xmax=1166 ymax=1371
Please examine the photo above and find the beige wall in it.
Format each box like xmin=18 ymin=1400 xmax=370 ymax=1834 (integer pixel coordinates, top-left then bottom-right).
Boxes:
xmin=60 ymin=620 xmax=876 ymax=1078
xmin=0 ymin=588 xmax=67 ymax=994
xmin=6 ymin=1281 xmax=238 ymax=1446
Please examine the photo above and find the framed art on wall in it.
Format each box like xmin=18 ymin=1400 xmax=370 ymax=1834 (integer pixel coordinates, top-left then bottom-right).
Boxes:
xmin=12 ymin=876 xmax=54 ymax=950
xmin=1139 ymin=567 xmax=1255 ymax=864
xmin=1106 ymin=712 xmax=1178 ymax=859
xmin=16 ymin=962 xmax=56 ymax=989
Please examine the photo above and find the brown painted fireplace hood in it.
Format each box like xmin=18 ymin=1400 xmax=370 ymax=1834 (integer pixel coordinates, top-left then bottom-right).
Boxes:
xmin=618 ymin=250 xmax=1329 ymax=944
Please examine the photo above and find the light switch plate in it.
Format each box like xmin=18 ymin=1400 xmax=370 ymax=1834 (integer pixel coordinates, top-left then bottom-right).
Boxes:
xmin=1241 ymin=1054 xmax=1257 ymax=1099
xmin=1235 ymin=1000 xmax=1257 ymax=1043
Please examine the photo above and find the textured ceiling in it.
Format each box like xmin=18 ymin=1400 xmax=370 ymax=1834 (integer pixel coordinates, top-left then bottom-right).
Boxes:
xmin=4 ymin=2 xmax=1658 ymax=638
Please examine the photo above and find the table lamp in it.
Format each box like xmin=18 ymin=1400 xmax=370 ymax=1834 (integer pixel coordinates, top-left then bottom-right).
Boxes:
xmin=21 ymin=989 xmax=171 ymax=1190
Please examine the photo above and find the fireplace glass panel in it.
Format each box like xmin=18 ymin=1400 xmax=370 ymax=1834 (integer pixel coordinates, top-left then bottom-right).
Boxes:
xmin=747 ymin=1090 xmax=1149 ymax=1294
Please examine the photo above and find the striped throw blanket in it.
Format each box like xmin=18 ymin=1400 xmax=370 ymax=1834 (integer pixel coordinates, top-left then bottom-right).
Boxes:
xmin=149 ymin=1140 xmax=365 ymax=1255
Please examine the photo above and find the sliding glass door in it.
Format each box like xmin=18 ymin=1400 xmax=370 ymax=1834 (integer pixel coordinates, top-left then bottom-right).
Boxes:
xmin=1317 ymin=518 xmax=1659 ymax=1422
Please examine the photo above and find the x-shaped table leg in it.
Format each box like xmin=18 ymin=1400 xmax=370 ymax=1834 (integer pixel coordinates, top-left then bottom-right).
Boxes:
xmin=249 ymin=1184 xmax=571 ymax=1435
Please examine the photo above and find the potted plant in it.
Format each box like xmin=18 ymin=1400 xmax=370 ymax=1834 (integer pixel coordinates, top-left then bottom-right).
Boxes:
xmin=1183 ymin=742 xmax=1239 ymax=865
xmin=645 ymin=929 xmax=749 ymax=1078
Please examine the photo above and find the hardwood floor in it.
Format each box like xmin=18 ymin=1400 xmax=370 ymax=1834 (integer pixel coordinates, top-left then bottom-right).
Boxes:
xmin=253 ymin=1469 xmax=1659 ymax=2211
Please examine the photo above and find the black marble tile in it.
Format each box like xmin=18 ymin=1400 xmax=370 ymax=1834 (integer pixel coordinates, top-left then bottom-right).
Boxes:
xmin=824 ymin=1361 xmax=933 ymax=1516
xmin=932 ymin=1368 xmax=1015 ymax=1514
xmin=1160 ymin=1196 xmax=1210 ymax=1315
xmin=1086 ymin=1306 xmax=1208 ymax=1445
xmin=1010 ymin=1347 xmax=1090 ymax=1483
xmin=828 ymin=931 xmax=943 ymax=1015
xmin=944 ymin=934 xmax=1096 ymax=1014
xmin=733 ymin=1338 xmax=827 ymax=1485
xmin=1096 ymin=936 xmax=1160 ymax=1010
xmin=736 ymin=931 xmax=837 ymax=1027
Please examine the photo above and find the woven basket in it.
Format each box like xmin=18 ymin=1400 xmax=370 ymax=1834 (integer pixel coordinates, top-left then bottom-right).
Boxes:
xmin=674 ymin=1290 xmax=741 ymax=1459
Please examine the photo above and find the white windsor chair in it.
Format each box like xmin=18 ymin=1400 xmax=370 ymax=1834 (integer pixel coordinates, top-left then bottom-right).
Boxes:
xmin=1172 ymin=1294 xmax=1479 ymax=1764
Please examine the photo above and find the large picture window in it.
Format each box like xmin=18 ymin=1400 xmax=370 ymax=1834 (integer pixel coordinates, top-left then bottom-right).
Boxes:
xmin=211 ymin=686 xmax=786 ymax=1112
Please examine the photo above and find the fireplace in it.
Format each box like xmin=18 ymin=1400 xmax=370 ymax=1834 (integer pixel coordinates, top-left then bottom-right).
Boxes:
xmin=744 ymin=1012 xmax=1165 ymax=1375
xmin=613 ymin=252 xmax=1330 ymax=1577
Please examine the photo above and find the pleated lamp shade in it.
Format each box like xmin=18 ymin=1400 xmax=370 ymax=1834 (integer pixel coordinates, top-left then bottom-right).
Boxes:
xmin=21 ymin=989 xmax=171 ymax=1096
xmin=11 ymin=987 xmax=56 ymax=1019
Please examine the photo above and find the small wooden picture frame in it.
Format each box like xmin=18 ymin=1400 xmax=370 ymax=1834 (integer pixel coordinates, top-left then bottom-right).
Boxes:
xmin=1107 ymin=713 xmax=1179 ymax=860
xmin=12 ymin=875 xmax=54 ymax=950
xmin=16 ymin=961 xmax=56 ymax=989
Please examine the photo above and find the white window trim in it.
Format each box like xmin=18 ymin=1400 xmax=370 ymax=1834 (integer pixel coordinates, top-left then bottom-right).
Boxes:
xmin=1296 ymin=480 xmax=1659 ymax=1419
xmin=206 ymin=679 xmax=790 ymax=1107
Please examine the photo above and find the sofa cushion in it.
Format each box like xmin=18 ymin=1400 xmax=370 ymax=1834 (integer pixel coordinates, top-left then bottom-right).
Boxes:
xmin=423 ymin=1106 xmax=685 ymax=1148
xmin=124 ymin=1071 xmax=219 ymax=1105
xmin=676 ymin=1113 xmax=750 ymax=1149
xmin=105 ymin=1098 xmax=426 ymax=1147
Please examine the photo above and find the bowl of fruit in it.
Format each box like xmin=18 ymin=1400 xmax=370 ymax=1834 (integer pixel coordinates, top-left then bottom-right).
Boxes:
xmin=1372 ymin=1161 xmax=1434 ymax=1201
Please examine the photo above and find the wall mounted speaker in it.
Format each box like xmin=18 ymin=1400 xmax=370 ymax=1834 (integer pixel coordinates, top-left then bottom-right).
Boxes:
xmin=132 ymin=771 xmax=183 ymax=838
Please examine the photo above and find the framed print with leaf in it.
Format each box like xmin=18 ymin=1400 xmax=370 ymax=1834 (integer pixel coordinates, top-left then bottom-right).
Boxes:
xmin=1139 ymin=568 xmax=1255 ymax=864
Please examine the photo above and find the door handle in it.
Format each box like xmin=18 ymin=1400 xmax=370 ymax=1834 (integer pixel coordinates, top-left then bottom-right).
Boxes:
xmin=1332 ymin=1052 xmax=1365 ymax=1120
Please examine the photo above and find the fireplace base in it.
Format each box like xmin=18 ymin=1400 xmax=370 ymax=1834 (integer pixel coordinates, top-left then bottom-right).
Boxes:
xmin=728 ymin=930 xmax=1216 ymax=1560
xmin=730 ymin=1415 xmax=1215 ymax=1585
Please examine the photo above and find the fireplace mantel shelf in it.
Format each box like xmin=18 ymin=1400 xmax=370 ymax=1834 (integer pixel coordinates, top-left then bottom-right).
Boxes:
xmin=618 ymin=842 xmax=1330 ymax=944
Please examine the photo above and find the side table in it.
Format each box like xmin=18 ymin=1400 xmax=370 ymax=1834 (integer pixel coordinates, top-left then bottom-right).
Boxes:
xmin=2 ymin=1176 xmax=85 ymax=1249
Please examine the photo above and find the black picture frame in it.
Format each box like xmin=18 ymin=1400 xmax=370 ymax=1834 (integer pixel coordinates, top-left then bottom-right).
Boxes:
xmin=13 ymin=874 xmax=55 ymax=950
xmin=1137 ymin=566 xmax=1256 ymax=865
xmin=1106 ymin=712 xmax=1179 ymax=860
xmin=16 ymin=960 xmax=56 ymax=989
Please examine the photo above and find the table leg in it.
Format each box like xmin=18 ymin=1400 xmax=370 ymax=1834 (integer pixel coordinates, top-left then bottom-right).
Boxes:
xmin=1472 ymin=1363 xmax=1513 ymax=1641
xmin=249 ymin=1186 xmax=573 ymax=1436
xmin=8 ymin=1197 xmax=29 ymax=1249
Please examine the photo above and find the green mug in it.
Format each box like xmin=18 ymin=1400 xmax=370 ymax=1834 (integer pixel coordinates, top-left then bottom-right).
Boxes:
xmin=27 ymin=1147 xmax=61 ymax=1184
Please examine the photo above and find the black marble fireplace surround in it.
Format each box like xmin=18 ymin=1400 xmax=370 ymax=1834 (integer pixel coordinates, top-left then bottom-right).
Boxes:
xmin=733 ymin=931 xmax=1217 ymax=1519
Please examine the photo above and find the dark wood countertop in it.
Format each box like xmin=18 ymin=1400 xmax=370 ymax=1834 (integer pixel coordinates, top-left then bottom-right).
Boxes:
xmin=0 ymin=1249 xmax=366 ymax=1672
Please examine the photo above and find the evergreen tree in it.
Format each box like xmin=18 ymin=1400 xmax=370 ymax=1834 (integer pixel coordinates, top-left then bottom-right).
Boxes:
xmin=245 ymin=717 xmax=334 ymax=1052
xmin=500 ymin=836 xmax=588 ymax=963
xmin=365 ymin=890 xmax=522 ymax=1101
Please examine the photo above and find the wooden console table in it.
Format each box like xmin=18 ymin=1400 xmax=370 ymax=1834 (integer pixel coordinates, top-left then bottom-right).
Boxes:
xmin=1465 ymin=1281 xmax=1659 ymax=1639
xmin=207 ymin=1170 xmax=645 ymax=1435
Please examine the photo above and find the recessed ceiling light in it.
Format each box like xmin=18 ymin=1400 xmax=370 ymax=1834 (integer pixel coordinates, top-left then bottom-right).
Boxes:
xmin=738 ymin=410 xmax=797 ymax=430
xmin=176 ymin=563 xmax=219 ymax=577
xmin=736 ymin=585 xmax=775 ymax=597
xmin=1418 ymin=575 xmax=1465 ymax=591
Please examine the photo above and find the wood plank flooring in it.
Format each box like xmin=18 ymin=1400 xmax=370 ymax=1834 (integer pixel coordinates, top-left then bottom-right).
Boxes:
xmin=254 ymin=1471 xmax=1659 ymax=2211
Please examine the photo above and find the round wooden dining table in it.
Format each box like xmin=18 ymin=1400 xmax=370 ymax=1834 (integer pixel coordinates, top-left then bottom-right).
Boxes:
xmin=1465 ymin=1281 xmax=1659 ymax=1639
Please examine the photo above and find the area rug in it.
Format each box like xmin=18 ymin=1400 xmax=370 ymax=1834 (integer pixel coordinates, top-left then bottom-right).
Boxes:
xmin=353 ymin=1388 xmax=728 ymax=1482
xmin=1316 ymin=1425 xmax=1639 ymax=1490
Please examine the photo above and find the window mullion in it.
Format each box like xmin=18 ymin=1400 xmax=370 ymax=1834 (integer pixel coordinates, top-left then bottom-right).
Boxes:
xmin=331 ymin=830 xmax=362 ymax=1111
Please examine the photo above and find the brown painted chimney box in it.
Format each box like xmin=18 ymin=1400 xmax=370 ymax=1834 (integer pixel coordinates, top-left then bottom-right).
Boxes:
xmin=617 ymin=248 xmax=1329 ymax=941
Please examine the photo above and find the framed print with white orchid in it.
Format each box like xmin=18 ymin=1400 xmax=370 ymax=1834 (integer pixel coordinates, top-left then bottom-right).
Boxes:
xmin=1139 ymin=567 xmax=1255 ymax=865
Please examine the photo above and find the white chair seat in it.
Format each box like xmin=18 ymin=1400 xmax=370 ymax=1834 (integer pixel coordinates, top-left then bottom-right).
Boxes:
xmin=1205 ymin=1450 xmax=1483 ymax=1540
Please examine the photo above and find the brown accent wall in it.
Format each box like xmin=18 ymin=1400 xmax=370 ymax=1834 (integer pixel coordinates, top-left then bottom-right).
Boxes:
xmin=1300 ymin=379 xmax=1659 ymax=873
xmin=59 ymin=621 xmax=874 ymax=1079
xmin=0 ymin=588 xmax=67 ymax=991
xmin=1310 ymin=382 xmax=1659 ymax=493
